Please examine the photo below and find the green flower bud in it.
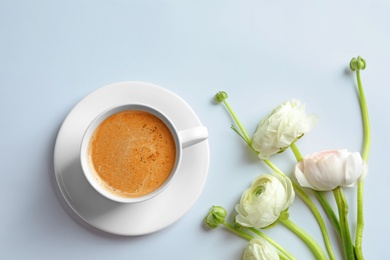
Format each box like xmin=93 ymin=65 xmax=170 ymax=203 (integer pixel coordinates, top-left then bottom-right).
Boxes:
xmin=350 ymin=56 xmax=366 ymax=71
xmin=214 ymin=91 xmax=228 ymax=103
xmin=205 ymin=206 xmax=227 ymax=228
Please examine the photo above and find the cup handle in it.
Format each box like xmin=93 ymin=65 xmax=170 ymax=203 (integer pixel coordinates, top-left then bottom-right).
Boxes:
xmin=178 ymin=126 xmax=208 ymax=148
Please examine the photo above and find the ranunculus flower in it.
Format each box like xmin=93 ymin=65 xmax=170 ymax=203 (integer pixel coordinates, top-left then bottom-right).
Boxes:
xmin=294 ymin=149 xmax=367 ymax=191
xmin=252 ymin=99 xmax=318 ymax=159
xmin=243 ymin=237 xmax=279 ymax=260
xmin=235 ymin=174 xmax=295 ymax=229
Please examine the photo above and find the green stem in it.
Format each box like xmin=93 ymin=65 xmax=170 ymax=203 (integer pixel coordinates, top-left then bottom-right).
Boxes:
xmin=356 ymin=182 xmax=364 ymax=260
xmin=290 ymin=143 xmax=341 ymax=236
xmin=290 ymin=142 xmax=303 ymax=161
xmin=356 ymin=69 xmax=371 ymax=161
xmin=263 ymin=159 xmax=285 ymax=176
xmin=355 ymin=68 xmax=370 ymax=260
xmin=223 ymin=222 xmax=253 ymax=241
xmin=249 ymin=227 xmax=297 ymax=260
xmin=224 ymin=223 xmax=290 ymax=260
xmin=264 ymin=159 xmax=336 ymax=260
xmin=314 ymin=191 xmax=341 ymax=236
xmin=333 ymin=187 xmax=355 ymax=260
xmin=279 ymin=254 xmax=290 ymax=260
xmin=280 ymin=218 xmax=329 ymax=260
xmin=222 ymin=99 xmax=252 ymax=145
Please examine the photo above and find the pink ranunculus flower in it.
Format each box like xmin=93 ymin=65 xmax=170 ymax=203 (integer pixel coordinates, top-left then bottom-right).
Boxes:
xmin=294 ymin=149 xmax=367 ymax=191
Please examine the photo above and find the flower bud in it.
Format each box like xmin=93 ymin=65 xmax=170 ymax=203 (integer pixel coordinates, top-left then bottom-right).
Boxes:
xmin=214 ymin=91 xmax=228 ymax=103
xmin=205 ymin=206 xmax=227 ymax=228
xmin=350 ymin=56 xmax=366 ymax=71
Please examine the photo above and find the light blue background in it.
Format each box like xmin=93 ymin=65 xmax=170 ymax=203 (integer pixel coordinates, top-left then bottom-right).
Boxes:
xmin=1 ymin=1 xmax=389 ymax=259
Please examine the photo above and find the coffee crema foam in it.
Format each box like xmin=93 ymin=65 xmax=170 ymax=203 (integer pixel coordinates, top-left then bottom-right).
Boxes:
xmin=87 ymin=110 xmax=177 ymax=198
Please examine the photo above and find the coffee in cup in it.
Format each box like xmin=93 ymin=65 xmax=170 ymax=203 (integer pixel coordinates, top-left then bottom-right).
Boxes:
xmin=80 ymin=104 xmax=208 ymax=203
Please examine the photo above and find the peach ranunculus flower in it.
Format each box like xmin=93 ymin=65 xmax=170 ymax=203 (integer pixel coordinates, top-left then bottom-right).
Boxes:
xmin=252 ymin=99 xmax=318 ymax=159
xmin=294 ymin=149 xmax=367 ymax=191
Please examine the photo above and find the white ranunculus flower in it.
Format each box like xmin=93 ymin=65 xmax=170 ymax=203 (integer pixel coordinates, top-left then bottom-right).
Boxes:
xmin=294 ymin=149 xmax=367 ymax=191
xmin=252 ymin=99 xmax=318 ymax=159
xmin=243 ymin=237 xmax=280 ymax=260
xmin=235 ymin=174 xmax=295 ymax=229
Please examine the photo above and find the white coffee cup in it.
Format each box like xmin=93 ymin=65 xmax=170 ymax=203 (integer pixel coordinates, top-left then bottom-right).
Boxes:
xmin=80 ymin=104 xmax=208 ymax=203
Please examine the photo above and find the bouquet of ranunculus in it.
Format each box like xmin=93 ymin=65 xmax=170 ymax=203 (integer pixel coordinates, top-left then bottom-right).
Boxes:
xmin=205 ymin=56 xmax=370 ymax=260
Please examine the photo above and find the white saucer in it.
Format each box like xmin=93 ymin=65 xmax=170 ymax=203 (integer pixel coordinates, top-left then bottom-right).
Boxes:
xmin=53 ymin=82 xmax=210 ymax=236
